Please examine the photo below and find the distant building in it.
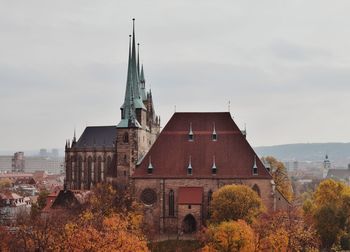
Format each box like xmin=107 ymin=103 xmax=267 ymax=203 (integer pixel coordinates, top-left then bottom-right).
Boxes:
xmin=327 ymin=166 xmax=350 ymax=184
xmin=12 ymin=152 xmax=25 ymax=173
xmin=323 ymin=154 xmax=331 ymax=179
xmin=0 ymin=192 xmax=31 ymax=225
xmin=39 ymin=149 xmax=48 ymax=157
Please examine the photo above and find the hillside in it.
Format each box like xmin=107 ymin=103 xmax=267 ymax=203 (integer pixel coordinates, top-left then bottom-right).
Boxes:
xmin=254 ymin=142 xmax=350 ymax=162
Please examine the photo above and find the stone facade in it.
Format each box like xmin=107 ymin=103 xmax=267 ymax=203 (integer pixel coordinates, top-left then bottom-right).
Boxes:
xmin=133 ymin=177 xmax=285 ymax=234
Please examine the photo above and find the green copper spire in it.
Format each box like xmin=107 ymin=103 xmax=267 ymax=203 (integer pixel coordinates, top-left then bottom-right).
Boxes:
xmin=137 ymin=43 xmax=140 ymax=77
xmin=118 ymin=19 xmax=147 ymax=128
xmin=118 ymin=34 xmax=140 ymax=128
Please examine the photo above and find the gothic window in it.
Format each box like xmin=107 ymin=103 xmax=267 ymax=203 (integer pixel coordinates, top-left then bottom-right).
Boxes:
xmin=97 ymin=156 xmax=102 ymax=182
xmin=212 ymin=133 xmax=217 ymax=141
xmin=87 ymin=156 xmax=92 ymax=187
xmin=252 ymin=184 xmax=261 ymax=197
xmin=107 ymin=156 xmax=112 ymax=176
xmin=123 ymin=132 xmax=129 ymax=143
xmin=169 ymin=190 xmax=175 ymax=216
xmin=208 ymin=190 xmax=213 ymax=218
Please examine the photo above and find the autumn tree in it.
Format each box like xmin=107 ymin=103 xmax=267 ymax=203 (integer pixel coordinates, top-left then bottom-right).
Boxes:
xmin=2 ymin=183 xmax=148 ymax=251
xmin=262 ymin=156 xmax=293 ymax=201
xmin=37 ymin=189 xmax=49 ymax=210
xmin=253 ymin=207 xmax=319 ymax=251
xmin=210 ymin=184 xmax=263 ymax=224
xmin=305 ymin=179 xmax=350 ymax=250
xmin=61 ymin=210 xmax=148 ymax=252
xmin=201 ymin=220 xmax=255 ymax=252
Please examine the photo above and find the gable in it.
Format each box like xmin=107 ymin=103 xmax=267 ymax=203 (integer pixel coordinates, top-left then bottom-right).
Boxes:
xmin=133 ymin=112 xmax=271 ymax=179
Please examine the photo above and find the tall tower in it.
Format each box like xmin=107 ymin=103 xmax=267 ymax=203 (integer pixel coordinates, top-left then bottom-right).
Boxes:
xmin=323 ymin=154 xmax=331 ymax=179
xmin=116 ymin=19 xmax=160 ymax=189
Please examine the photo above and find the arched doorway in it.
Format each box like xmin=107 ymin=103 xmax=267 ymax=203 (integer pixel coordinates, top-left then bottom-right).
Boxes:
xmin=182 ymin=214 xmax=197 ymax=233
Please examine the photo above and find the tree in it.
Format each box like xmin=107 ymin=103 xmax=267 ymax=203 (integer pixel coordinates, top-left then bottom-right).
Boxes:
xmin=61 ymin=210 xmax=149 ymax=252
xmin=307 ymin=179 xmax=350 ymax=250
xmin=253 ymin=207 xmax=319 ymax=251
xmin=210 ymin=184 xmax=263 ymax=224
xmin=262 ymin=156 xmax=293 ymax=201
xmin=37 ymin=189 xmax=50 ymax=210
xmin=201 ymin=220 xmax=255 ymax=252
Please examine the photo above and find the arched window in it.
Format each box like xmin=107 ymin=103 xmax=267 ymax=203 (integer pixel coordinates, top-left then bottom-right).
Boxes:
xmin=207 ymin=190 xmax=213 ymax=218
xmin=97 ymin=156 xmax=102 ymax=182
xmin=87 ymin=156 xmax=92 ymax=188
xmin=169 ymin=190 xmax=175 ymax=216
xmin=123 ymin=132 xmax=129 ymax=143
xmin=78 ymin=156 xmax=83 ymax=189
xmin=252 ymin=184 xmax=261 ymax=197
xmin=107 ymin=156 xmax=112 ymax=176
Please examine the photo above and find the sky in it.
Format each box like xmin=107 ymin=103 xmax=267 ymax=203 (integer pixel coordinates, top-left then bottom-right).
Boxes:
xmin=1 ymin=0 xmax=350 ymax=153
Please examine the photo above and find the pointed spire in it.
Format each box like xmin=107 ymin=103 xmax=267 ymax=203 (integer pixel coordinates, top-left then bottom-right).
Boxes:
xmin=72 ymin=128 xmax=77 ymax=145
xmin=140 ymin=64 xmax=145 ymax=83
xmin=137 ymin=43 xmax=140 ymax=76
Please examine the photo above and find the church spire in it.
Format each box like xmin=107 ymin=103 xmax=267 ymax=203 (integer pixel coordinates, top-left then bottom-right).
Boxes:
xmin=137 ymin=43 xmax=140 ymax=77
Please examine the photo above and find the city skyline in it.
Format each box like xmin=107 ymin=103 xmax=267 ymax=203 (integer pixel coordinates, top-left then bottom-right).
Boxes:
xmin=1 ymin=1 xmax=350 ymax=151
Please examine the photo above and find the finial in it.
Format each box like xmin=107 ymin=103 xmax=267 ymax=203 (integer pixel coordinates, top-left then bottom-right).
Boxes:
xmin=228 ymin=100 xmax=231 ymax=113
xmin=174 ymin=105 xmax=176 ymax=113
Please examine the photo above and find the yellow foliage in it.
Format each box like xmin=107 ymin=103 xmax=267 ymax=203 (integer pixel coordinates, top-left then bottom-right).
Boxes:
xmin=210 ymin=184 xmax=264 ymax=224
xmin=262 ymin=156 xmax=293 ymax=201
xmin=202 ymin=220 xmax=255 ymax=252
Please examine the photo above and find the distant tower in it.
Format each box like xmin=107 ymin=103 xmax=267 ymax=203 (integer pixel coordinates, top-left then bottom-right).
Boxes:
xmin=12 ymin=152 xmax=25 ymax=173
xmin=323 ymin=154 xmax=331 ymax=178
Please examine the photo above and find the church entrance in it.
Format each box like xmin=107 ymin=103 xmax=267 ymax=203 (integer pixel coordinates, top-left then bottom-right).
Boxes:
xmin=182 ymin=214 xmax=197 ymax=233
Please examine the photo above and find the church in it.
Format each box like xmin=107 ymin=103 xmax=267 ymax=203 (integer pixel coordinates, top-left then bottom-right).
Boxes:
xmin=64 ymin=20 xmax=289 ymax=235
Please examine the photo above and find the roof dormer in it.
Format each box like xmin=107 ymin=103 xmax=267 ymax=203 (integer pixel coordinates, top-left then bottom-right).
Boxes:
xmin=253 ymin=155 xmax=258 ymax=175
xmin=187 ymin=155 xmax=193 ymax=175
xmin=212 ymin=122 xmax=217 ymax=141
xmin=188 ymin=122 xmax=194 ymax=141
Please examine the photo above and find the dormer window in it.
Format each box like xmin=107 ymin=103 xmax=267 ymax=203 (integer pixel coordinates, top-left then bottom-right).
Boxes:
xmin=212 ymin=123 xmax=217 ymax=141
xmin=147 ymin=156 xmax=153 ymax=174
xmin=187 ymin=155 xmax=192 ymax=175
xmin=212 ymin=156 xmax=217 ymax=175
xmin=253 ymin=155 xmax=258 ymax=175
xmin=188 ymin=122 xmax=194 ymax=141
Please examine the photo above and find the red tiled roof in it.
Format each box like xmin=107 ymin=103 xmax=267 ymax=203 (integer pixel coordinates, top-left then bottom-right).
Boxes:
xmin=133 ymin=112 xmax=271 ymax=179
xmin=178 ymin=187 xmax=203 ymax=204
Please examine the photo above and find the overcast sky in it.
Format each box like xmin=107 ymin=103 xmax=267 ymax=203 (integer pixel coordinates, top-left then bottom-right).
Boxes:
xmin=1 ymin=0 xmax=350 ymax=153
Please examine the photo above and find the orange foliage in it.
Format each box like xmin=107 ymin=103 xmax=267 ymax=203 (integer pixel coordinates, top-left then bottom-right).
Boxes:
xmin=201 ymin=220 xmax=255 ymax=252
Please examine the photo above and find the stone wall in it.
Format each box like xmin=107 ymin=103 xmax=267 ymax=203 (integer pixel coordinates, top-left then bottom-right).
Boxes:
xmin=133 ymin=177 xmax=285 ymax=234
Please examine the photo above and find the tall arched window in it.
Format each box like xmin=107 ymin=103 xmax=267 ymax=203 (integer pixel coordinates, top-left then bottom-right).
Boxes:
xmin=208 ymin=190 xmax=213 ymax=218
xmin=123 ymin=132 xmax=129 ymax=143
xmin=87 ymin=156 xmax=92 ymax=188
xmin=107 ymin=156 xmax=112 ymax=176
xmin=252 ymin=184 xmax=261 ymax=197
xmin=97 ymin=156 xmax=102 ymax=183
xmin=78 ymin=156 xmax=83 ymax=189
xmin=169 ymin=190 xmax=175 ymax=216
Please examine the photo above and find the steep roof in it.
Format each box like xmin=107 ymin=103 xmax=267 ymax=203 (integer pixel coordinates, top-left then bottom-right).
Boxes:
xmin=133 ymin=112 xmax=271 ymax=179
xmin=74 ymin=126 xmax=116 ymax=148
xmin=327 ymin=169 xmax=350 ymax=180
